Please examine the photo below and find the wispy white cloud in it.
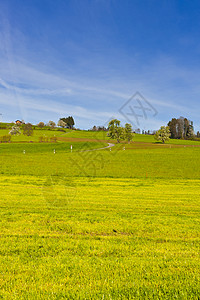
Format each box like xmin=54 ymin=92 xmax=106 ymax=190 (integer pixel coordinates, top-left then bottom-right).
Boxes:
xmin=0 ymin=89 xmax=112 ymax=122
xmin=1 ymin=55 xmax=200 ymax=131
xmin=0 ymin=15 xmax=200 ymax=131
xmin=0 ymin=57 xmax=198 ymax=111
xmin=0 ymin=78 xmax=72 ymax=96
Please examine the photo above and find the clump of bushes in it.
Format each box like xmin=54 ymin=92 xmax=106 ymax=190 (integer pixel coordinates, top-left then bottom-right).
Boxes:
xmin=57 ymin=128 xmax=66 ymax=132
xmin=0 ymin=135 xmax=11 ymax=143
xmin=39 ymin=136 xmax=49 ymax=143
xmin=37 ymin=122 xmax=45 ymax=128
xmin=23 ymin=123 xmax=33 ymax=136
xmin=50 ymin=136 xmax=58 ymax=143
xmin=39 ymin=136 xmax=57 ymax=143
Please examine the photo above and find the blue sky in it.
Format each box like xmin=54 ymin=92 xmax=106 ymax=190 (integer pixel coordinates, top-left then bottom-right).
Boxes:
xmin=0 ymin=0 xmax=200 ymax=131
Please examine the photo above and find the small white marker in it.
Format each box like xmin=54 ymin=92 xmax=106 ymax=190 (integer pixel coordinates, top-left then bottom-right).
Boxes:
xmin=71 ymin=145 xmax=72 ymax=152
xmin=53 ymin=149 xmax=56 ymax=154
xmin=123 ymin=147 xmax=125 ymax=151
xmin=23 ymin=150 xmax=26 ymax=154
xmin=110 ymin=148 xmax=111 ymax=151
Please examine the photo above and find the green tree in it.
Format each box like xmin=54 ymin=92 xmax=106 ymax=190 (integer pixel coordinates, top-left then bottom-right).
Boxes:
xmin=154 ymin=126 xmax=170 ymax=143
xmin=60 ymin=116 xmax=75 ymax=129
xmin=168 ymin=117 xmax=194 ymax=139
xmin=68 ymin=116 xmax=75 ymax=129
xmin=184 ymin=118 xmax=190 ymax=138
xmin=92 ymin=126 xmax=97 ymax=131
xmin=168 ymin=118 xmax=178 ymax=139
xmin=57 ymin=119 xmax=66 ymax=128
xmin=107 ymin=119 xmax=124 ymax=143
xmin=48 ymin=121 xmax=56 ymax=129
xmin=187 ymin=122 xmax=194 ymax=139
xmin=124 ymin=123 xmax=134 ymax=143
xmin=37 ymin=122 xmax=45 ymax=128
xmin=23 ymin=123 xmax=33 ymax=136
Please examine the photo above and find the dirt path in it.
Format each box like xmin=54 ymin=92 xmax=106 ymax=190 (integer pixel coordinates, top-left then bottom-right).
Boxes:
xmin=80 ymin=142 xmax=115 ymax=152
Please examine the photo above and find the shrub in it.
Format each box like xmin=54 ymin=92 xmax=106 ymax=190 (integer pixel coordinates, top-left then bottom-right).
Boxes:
xmin=0 ymin=135 xmax=11 ymax=143
xmin=37 ymin=122 xmax=45 ymax=128
xmin=50 ymin=136 xmax=58 ymax=143
xmin=57 ymin=128 xmax=66 ymax=132
xmin=48 ymin=121 xmax=56 ymax=129
xmin=23 ymin=123 xmax=33 ymax=136
xmin=39 ymin=136 xmax=49 ymax=143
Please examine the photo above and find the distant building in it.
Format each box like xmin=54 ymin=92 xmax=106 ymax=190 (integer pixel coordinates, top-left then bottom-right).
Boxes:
xmin=15 ymin=120 xmax=22 ymax=125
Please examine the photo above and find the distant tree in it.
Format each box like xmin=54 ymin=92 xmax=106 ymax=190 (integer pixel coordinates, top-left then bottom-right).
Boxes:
xmin=37 ymin=122 xmax=45 ymax=128
xmin=135 ymin=128 xmax=141 ymax=134
xmin=177 ymin=117 xmax=184 ymax=139
xmin=68 ymin=116 xmax=75 ymax=129
xmin=9 ymin=125 xmax=21 ymax=136
xmin=197 ymin=131 xmax=200 ymax=138
xmin=168 ymin=118 xmax=178 ymax=139
xmin=168 ymin=117 xmax=194 ymax=139
xmin=60 ymin=116 xmax=75 ymax=129
xmin=154 ymin=126 xmax=170 ymax=143
xmin=48 ymin=121 xmax=56 ymax=129
xmin=187 ymin=121 xmax=194 ymax=139
xmin=124 ymin=123 xmax=134 ymax=143
xmin=183 ymin=118 xmax=190 ymax=138
xmin=107 ymin=119 xmax=124 ymax=143
xmin=92 ymin=126 xmax=97 ymax=131
xmin=23 ymin=123 xmax=33 ymax=136
xmin=57 ymin=119 xmax=66 ymax=128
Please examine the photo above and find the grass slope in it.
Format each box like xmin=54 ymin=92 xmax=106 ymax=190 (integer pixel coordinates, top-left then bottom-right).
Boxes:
xmin=0 ymin=128 xmax=200 ymax=299
xmin=0 ymin=176 xmax=199 ymax=299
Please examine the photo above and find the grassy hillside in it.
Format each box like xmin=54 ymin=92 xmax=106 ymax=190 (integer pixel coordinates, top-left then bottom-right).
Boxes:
xmin=0 ymin=127 xmax=200 ymax=299
xmin=0 ymin=145 xmax=200 ymax=179
xmin=0 ymin=174 xmax=199 ymax=299
xmin=0 ymin=128 xmax=70 ymax=142
xmin=1 ymin=125 xmax=200 ymax=144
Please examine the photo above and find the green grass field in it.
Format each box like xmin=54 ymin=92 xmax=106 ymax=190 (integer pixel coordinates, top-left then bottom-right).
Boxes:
xmin=0 ymin=128 xmax=200 ymax=299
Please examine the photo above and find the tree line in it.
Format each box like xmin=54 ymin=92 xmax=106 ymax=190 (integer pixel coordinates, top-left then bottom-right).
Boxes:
xmin=38 ymin=116 xmax=75 ymax=129
xmin=1 ymin=115 xmax=198 ymax=144
xmin=107 ymin=116 xmax=197 ymax=144
xmin=5 ymin=116 xmax=75 ymax=138
xmin=107 ymin=119 xmax=134 ymax=143
xmin=155 ymin=116 xmax=196 ymax=143
xmin=168 ymin=117 xmax=194 ymax=139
